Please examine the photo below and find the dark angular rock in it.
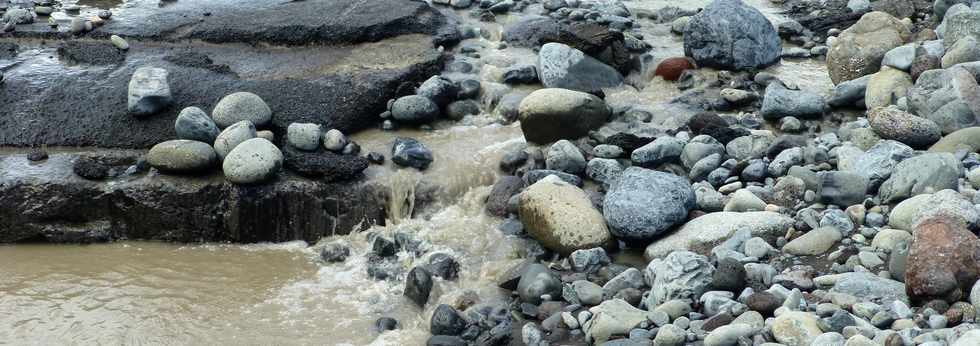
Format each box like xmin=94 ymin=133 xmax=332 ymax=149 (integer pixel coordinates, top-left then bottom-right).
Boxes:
xmin=375 ymin=317 xmax=399 ymax=333
xmin=486 ymin=176 xmax=524 ymax=217
xmin=405 ymin=266 xmax=434 ymax=307
xmin=431 ymin=304 xmax=467 ymax=336
xmin=427 ymin=253 xmax=460 ymax=280
xmin=683 ymin=0 xmax=781 ymax=70
xmin=392 ymin=137 xmax=434 ymax=170
xmin=372 ymin=236 xmax=397 ymax=257
xmin=320 ymin=243 xmax=350 ymax=262
xmin=282 ymin=146 xmax=369 ymax=182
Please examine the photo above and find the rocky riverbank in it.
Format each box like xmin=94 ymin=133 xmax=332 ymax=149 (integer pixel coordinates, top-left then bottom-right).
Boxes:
xmin=5 ymin=0 xmax=980 ymax=345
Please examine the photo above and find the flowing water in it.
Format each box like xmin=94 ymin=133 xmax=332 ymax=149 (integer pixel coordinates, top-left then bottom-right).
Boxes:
xmin=0 ymin=0 xmax=836 ymax=344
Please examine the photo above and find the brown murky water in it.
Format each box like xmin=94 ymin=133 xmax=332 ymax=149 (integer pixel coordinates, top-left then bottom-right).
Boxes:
xmin=0 ymin=0 xmax=836 ymax=344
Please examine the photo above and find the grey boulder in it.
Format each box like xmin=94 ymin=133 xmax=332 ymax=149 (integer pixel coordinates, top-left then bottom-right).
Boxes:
xmin=760 ymin=82 xmax=826 ymax=120
xmin=175 ymin=107 xmax=220 ymax=143
xmin=538 ymin=42 xmax=623 ymax=93
xmin=518 ymin=88 xmax=610 ymax=144
xmin=603 ymin=167 xmax=695 ymax=241
xmin=213 ymin=120 xmax=257 ymax=160
xmin=128 ymin=67 xmax=172 ymax=117
xmin=683 ymin=0 xmax=781 ymax=70
xmin=878 ymin=152 xmax=962 ymax=203
xmin=146 ymin=140 xmax=218 ymax=174
xmin=212 ymin=92 xmax=272 ymax=128
xmin=391 ymin=95 xmax=440 ymax=124
xmin=222 ymin=138 xmax=283 ymax=184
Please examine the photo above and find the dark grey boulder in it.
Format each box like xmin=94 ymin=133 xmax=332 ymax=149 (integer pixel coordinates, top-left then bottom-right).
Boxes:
xmin=175 ymin=107 xmax=220 ymax=143
xmin=818 ymin=171 xmax=869 ymax=206
xmin=146 ymin=139 xmax=218 ymax=174
xmin=538 ymin=42 xmax=623 ymax=93
xmin=392 ymin=137 xmax=434 ymax=170
xmin=430 ymin=304 xmax=467 ymax=336
xmin=517 ymin=263 xmax=562 ymax=304
xmin=603 ymin=167 xmax=695 ymax=241
xmin=404 ymin=266 xmax=433 ymax=307
xmin=391 ymin=95 xmax=440 ymax=124
xmin=417 ymin=76 xmax=458 ymax=107
xmin=683 ymin=0 xmax=781 ymax=70
xmin=760 ymin=83 xmax=826 ymax=120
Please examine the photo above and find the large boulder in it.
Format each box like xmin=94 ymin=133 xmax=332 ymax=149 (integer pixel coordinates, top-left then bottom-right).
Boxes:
xmin=683 ymin=0 xmax=781 ymax=70
xmin=146 ymin=140 xmax=218 ymax=174
xmin=868 ymin=106 xmax=942 ymax=148
xmin=603 ymin=167 xmax=695 ymax=242
xmin=222 ymin=138 xmax=283 ymax=184
xmin=846 ymin=140 xmax=913 ymax=190
xmin=175 ymin=107 xmax=220 ymax=143
xmin=760 ymin=83 xmax=826 ymax=120
xmin=390 ymin=95 xmax=440 ymax=124
xmin=827 ymin=11 xmax=912 ymax=84
xmin=878 ymin=152 xmax=961 ymax=203
xmin=538 ymin=42 xmax=623 ymax=93
xmin=518 ymin=175 xmax=612 ymax=254
xmin=518 ymin=88 xmax=610 ymax=144
xmin=905 ymin=216 xmax=980 ymax=302
xmin=128 ymin=67 xmax=172 ymax=117
xmin=907 ymin=67 xmax=980 ymax=135
xmin=930 ymin=127 xmax=980 ymax=152
xmin=864 ymin=67 xmax=912 ymax=109
xmin=889 ymin=189 xmax=980 ymax=231
xmin=943 ymin=8 xmax=980 ymax=50
xmin=212 ymin=92 xmax=272 ymax=128
xmin=644 ymin=211 xmax=794 ymax=259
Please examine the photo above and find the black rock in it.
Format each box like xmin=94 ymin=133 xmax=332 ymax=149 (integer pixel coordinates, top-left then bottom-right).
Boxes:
xmin=502 ymin=64 xmax=539 ymax=84
xmin=457 ymin=79 xmax=481 ymax=99
xmin=405 ymin=266 xmax=434 ymax=307
xmin=499 ymin=147 xmax=530 ymax=174
xmin=687 ymin=112 xmax=749 ymax=145
xmin=740 ymin=160 xmax=768 ymax=183
xmin=375 ymin=317 xmax=400 ymax=333
xmin=475 ymin=319 xmax=512 ymax=346
xmin=392 ymin=137 xmax=434 ymax=170
xmin=283 ymin=146 xmax=369 ymax=182
xmin=431 ymin=304 xmax=467 ymax=336
xmin=823 ymin=310 xmax=856 ymax=333
xmin=366 ymin=151 xmax=385 ymax=164
xmin=372 ymin=236 xmax=397 ymax=257
xmin=427 ymin=253 xmax=461 ymax=280
xmin=486 ymin=176 xmax=525 ymax=217
xmin=427 ymin=335 xmax=467 ymax=346
xmin=27 ymin=148 xmax=49 ymax=162
xmin=366 ymin=254 xmax=401 ymax=280
xmin=712 ymin=256 xmax=747 ymax=292
xmin=766 ymin=135 xmax=807 ymax=159
xmin=320 ymin=243 xmax=350 ymax=262
xmin=394 ymin=232 xmax=425 ymax=256
xmin=417 ymin=75 xmax=459 ymax=107
xmin=517 ymin=263 xmax=562 ymax=304
xmin=73 ymin=154 xmax=138 ymax=180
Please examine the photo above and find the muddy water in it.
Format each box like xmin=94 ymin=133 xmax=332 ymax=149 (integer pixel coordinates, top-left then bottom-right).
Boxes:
xmin=0 ymin=0 xmax=835 ymax=345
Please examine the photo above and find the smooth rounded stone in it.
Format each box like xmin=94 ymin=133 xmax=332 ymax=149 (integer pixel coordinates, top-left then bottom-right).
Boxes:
xmin=390 ymin=95 xmax=439 ymax=125
xmin=110 ymin=35 xmax=129 ymax=50
xmin=818 ymin=171 xmax=869 ymax=207
xmin=654 ymin=324 xmax=686 ymax=346
xmin=404 ymin=266 xmax=433 ymax=307
xmin=943 ymin=37 xmax=980 ymax=68
xmin=519 ymin=175 xmax=611 ymax=255
xmin=846 ymin=140 xmax=913 ymax=190
xmin=781 ymin=117 xmax=802 ymax=132
xmin=322 ymin=129 xmax=347 ymax=152
xmin=713 ymin=256 xmax=747 ymax=292
xmin=175 ymin=107 xmax=220 ymax=143
xmin=603 ymin=167 xmax=695 ymax=241
xmin=882 ymin=43 xmax=916 ymax=71
xmin=683 ymin=0 xmax=781 ymax=70
xmin=286 ymin=123 xmax=321 ymax=151
xmin=704 ymin=323 xmax=759 ymax=346
xmin=586 ymin=158 xmax=624 ymax=187
xmin=908 ymin=68 xmax=980 ymax=136
xmin=878 ymin=152 xmax=961 ymax=203
xmin=431 ymin=304 xmax=466 ymax=336
xmin=518 ymin=88 xmax=610 ymax=144
xmin=848 ymin=0 xmax=872 ymax=12
xmin=445 ymin=100 xmax=480 ymax=120
xmin=222 ymin=138 xmax=283 ymax=184
xmin=812 ymin=332 xmax=847 ymax=346
xmin=953 ymin=329 xmax=980 ymax=346
xmin=888 ymin=189 xmax=979 ymax=230
xmin=905 ymin=216 xmax=980 ymax=302
xmin=782 ymin=227 xmax=843 ymax=256
xmin=538 ymin=42 xmax=623 ymax=93
xmin=827 ymin=11 xmax=912 ymax=84
xmin=211 ymin=92 xmax=272 ymax=128
xmin=375 ymin=316 xmax=399 ymax=333
xmin=724 ymin=189 xmax=766 ymax=212
xmin=486 ymin=176 xmax=524 ymax=217
xmin=769 ymin=147 xmax=804 ymax=177
xmin=632 ymin=136 xmax=684 ymax=167
xmin=146 ymin=140 xmax=217 ymax=174
xmin=726 ymin=133 xmax=774 ymax=161
xmin=869 ymin=106 xmax=942 ymax=148
xmin=871 ymin=229 xmax=912 ymax=250
xmin=760 ymin=83 xmax=826 ymax=120
xmin=256 ymin=130 xmax=274 ymax=142
xmin=585 ymin=299 xmax=649 ymax=344
xmin=865 ymin=68 xmax=913 ymax=109
xmin=517 ymin=264 xmax=561 ymax=305
xmin=127 ymin=67 xmax=172 ymax=117
xmin=828 ymin=75 xmax=871 ymax=108
xmin=826 ymin=272 xmax=909 ymax=305
xmin=654 ymin=57 xmax=697 ymax=81
xmin=944 ymin=7 xmax=980 ymax=50
xmin=546 ymin=140 xmax=586 ymax=175
xmin=213 ymin=120 xmax=257 ymax=160
xmin=644 ymin=251 xmax=714 ymax=308
xmin=572 ymin=280 xmax=603 ymax=306
xmin=930 ymin=127 xmax=980 ymax=153
xmin=671 ymin=16 xmax=691 ymax=34
xmin=645 ymin=211 xmax=793 ymax=259
xmin=690 ymin=153 xmax=723 ymax=182
xmin=968 ymin=167 xmax=980 ymax=189
xmin=772 ymin=311 xmax=823 ymax=346
xmin=744 ymin=237 xmax=776 ymax=259
xmin=417 ymin=75 xmax=457 ymax=107
xmin=391 ymin=137 xmax=433 ymax=170
xmin=858 ymin=251 xmax=885 ymax=268
xmin=681 ymin=135 xmax=725 ymax=169
xmin=502 ymin=64 xmax=538 ymax=85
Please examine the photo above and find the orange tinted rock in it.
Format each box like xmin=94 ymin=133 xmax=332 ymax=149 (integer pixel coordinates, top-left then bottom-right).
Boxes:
xmin=905 ymin=216 xmax=980 ymax=303
xmin=655 ymin=57 xmax=696 ymax=81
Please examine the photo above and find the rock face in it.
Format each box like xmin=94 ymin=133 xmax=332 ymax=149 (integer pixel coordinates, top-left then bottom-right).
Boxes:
xmin=868 ymin=106 xmax=942 ymax=148
xmin=518 ymin=88 xmax=610 ymax=144
xmin=222 ymin=138 xmax=284 ymax=184
xmin=212 ymin=92 xmax=273 ymax=129
xmin=175 ymin=107 xmax=221 ymax=143
xmin=146 ymin=140 xmax=218 ymax=174
xmin=683 ymin=0 xmax=781 ymax=70
xmin=603 ymin=167 xmax=695 ymax=242
xmin=907 ymin=67 xmax=980 ymax=135
xmin=538 ymin=42 xmax=623 ymax=93
xmin=905 ymin=216 xmax=980 ymax=302
xmin=827 ymin=11 xmax=912 ymax=84
xmin=644 ymin=251 xmax=715 ymax=308
xmin=518 ymin=175 xmax=612 ymax=255
xmin=128 ymin=67 xmax=173 ymax=117
xmin=878 ymin=152 xmax=961 ymax=203
xmin=645 ymin=211 xmax=794 ymax=258
xmin=282 ymin=147 xmax=369 ymax=182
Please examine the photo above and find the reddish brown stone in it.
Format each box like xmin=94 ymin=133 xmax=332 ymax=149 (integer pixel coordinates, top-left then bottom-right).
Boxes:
xmin=655 ymin=57 xmax=696 ymax=81
xmin=905 ymin=216 xmax=980 ymax=303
